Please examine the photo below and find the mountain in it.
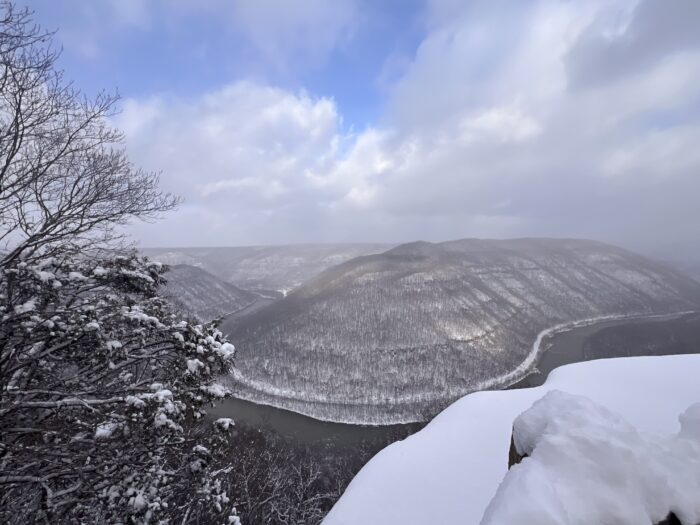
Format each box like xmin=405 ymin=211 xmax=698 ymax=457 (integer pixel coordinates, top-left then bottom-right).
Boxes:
xmin=162 ymin=264 xmax=257 ymax=322
xmin=141 ymin=243 xmax=392 ymax=293
xmin=223 ymin=238 xmax=700 ymax=424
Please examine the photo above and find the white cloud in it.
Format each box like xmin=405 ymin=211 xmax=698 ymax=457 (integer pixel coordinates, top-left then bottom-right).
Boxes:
xmin=123 ymin=0 xmax=700 ymax=256
xmin=118 ymin=81 xmax=347 ymax=245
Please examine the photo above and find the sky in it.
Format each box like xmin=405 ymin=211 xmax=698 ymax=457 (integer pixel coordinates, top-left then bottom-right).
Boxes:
xmin=19 ymin=0 xmax=700 ymax=258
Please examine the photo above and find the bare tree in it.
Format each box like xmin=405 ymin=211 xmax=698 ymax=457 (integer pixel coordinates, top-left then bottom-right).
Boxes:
xmin=225 ymin=425 xmax=342 ymax=525
xmin=0 ymin=1 xmax=178 ymax=269
xmin=0 ymin=4 xmax=241 ymax=523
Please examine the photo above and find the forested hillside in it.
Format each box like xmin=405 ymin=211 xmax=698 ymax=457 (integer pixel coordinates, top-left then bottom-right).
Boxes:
xmin=163 ymin=264 xmax=256 ymax=321
xmin=225 ymin=238 xmax=700 ymax=424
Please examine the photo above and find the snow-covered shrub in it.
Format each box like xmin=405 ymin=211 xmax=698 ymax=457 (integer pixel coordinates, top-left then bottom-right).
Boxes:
xmin=0 ymin=254 xmax=241 ymax=523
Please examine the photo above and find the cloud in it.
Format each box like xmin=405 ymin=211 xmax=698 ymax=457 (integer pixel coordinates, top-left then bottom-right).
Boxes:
xmin=566 ymin=0 xmax=700 ymax=90
xmin=117 ymin=82 xmax=345 ymax=245
xmin=122 ymin=0 xmax=700 ymax=257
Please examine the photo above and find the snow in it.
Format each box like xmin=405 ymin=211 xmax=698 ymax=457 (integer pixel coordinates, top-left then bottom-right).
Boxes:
xmin=147 ymin=260 xmax=163 ymax=271
xmin=192 ymin=444 xmax=210 ymax=455
xmin=131 ymin=493 xmax=147 ymax=511
xmin=323 ymin=355 xmax=700 ymax=525
xmin=119 ymin=268 xmax=154 ymax=283
xmin=14 ymin=298 xmax=36 ymax=313
xmin=217 ymin=342 xmax=235 ymax=360
xmin=482 ymin=391 xmax=700 ymax=525
xmin=84 ymin=321 xmax=100 ymax=331
xmin=122 ymin=306 xmax=163 ymax=327
xmin=214 ymin=418 xmax=235 ymax=431
xmin=187 ymin=358 xmax=205 ymax=374
xmin=125 ymin=395 xmax=146 ymax=408
xmin=154 ymin=412 xmax=181 ymax=431
xmin=33 ymin=270 xmax=55 ymax=282
xmin=152 ymin=389 xmax=173 ymax=403
xmin=201 ymin=383 xmax=229 ymax=398
xmin=95 ymin=421 xmax=120 ymax=439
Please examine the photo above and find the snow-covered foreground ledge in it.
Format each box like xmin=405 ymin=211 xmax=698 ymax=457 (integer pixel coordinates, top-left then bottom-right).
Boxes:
xmin=483 ymin=391 xmax=700 ymax=525
xmin=323 ymin=354 xmax=700 ymax=525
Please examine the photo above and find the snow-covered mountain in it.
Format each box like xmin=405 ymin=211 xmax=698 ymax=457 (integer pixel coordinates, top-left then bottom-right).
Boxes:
xmin=141 ymin=244 xmax=392 ymax=293
xmin=162 ymin=264 xmax=256 ymax=322
xmin=225 ymin=238 xmax=700 ymax=424
xmin=323 ymin=354 xmax=700 ymax=525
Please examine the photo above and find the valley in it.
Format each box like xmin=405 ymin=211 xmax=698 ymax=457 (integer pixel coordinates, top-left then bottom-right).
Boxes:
xmin=145 ymin=238 xmax=700 ymax=427
xmin=219 ymin=238 xmax=700 ymax=424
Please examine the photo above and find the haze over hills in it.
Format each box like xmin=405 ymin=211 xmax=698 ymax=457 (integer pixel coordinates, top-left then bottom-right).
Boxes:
xmin=141 ymin=244 xmax=392 ymax=293
xmin=162 ymin=264 xmax=257 ymax=322
xmin=665 ymin=260 xmax=700 ymax=283
xmin=223 ymin=238 xmax=700 ymax=424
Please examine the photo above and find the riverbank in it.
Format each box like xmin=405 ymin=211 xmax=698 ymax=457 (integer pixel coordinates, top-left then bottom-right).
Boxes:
xmin=212 ymin=310 xmax=699 ymax=441
xmin=209 ymin=395 xmax=422 ymax=446
xmin=509 ymin=310 xmax=700 ymax=389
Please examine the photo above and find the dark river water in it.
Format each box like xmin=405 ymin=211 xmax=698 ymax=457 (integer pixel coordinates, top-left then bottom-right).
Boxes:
xmin=509 ymin=311 xmax=700 ymax=389
xmin=208 ymin=396 xmax=422 ymax=446
xmin=213 ymin=311 xmax=700 ymax=443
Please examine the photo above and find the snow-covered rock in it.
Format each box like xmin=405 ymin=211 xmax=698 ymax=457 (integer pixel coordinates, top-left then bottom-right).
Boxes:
xmin=323 ymin=355 xmax=700 ymax=525
xmin=482 ymin=391 xmax=700 ymax=525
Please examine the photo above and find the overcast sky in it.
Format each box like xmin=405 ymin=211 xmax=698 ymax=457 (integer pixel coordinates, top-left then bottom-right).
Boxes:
xmin=21 ymin=0 xmax=700 ymax=257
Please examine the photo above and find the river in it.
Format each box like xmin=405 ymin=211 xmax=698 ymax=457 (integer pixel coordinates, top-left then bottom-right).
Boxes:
xmin=508 ymin=310 xmax=700 ymax=388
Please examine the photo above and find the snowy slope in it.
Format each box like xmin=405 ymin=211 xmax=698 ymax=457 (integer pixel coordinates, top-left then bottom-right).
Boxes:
xmin=162 ymin=264 xmax=256 ymax=322
xmin=323 ymin=354 xmax=700 ymax=525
